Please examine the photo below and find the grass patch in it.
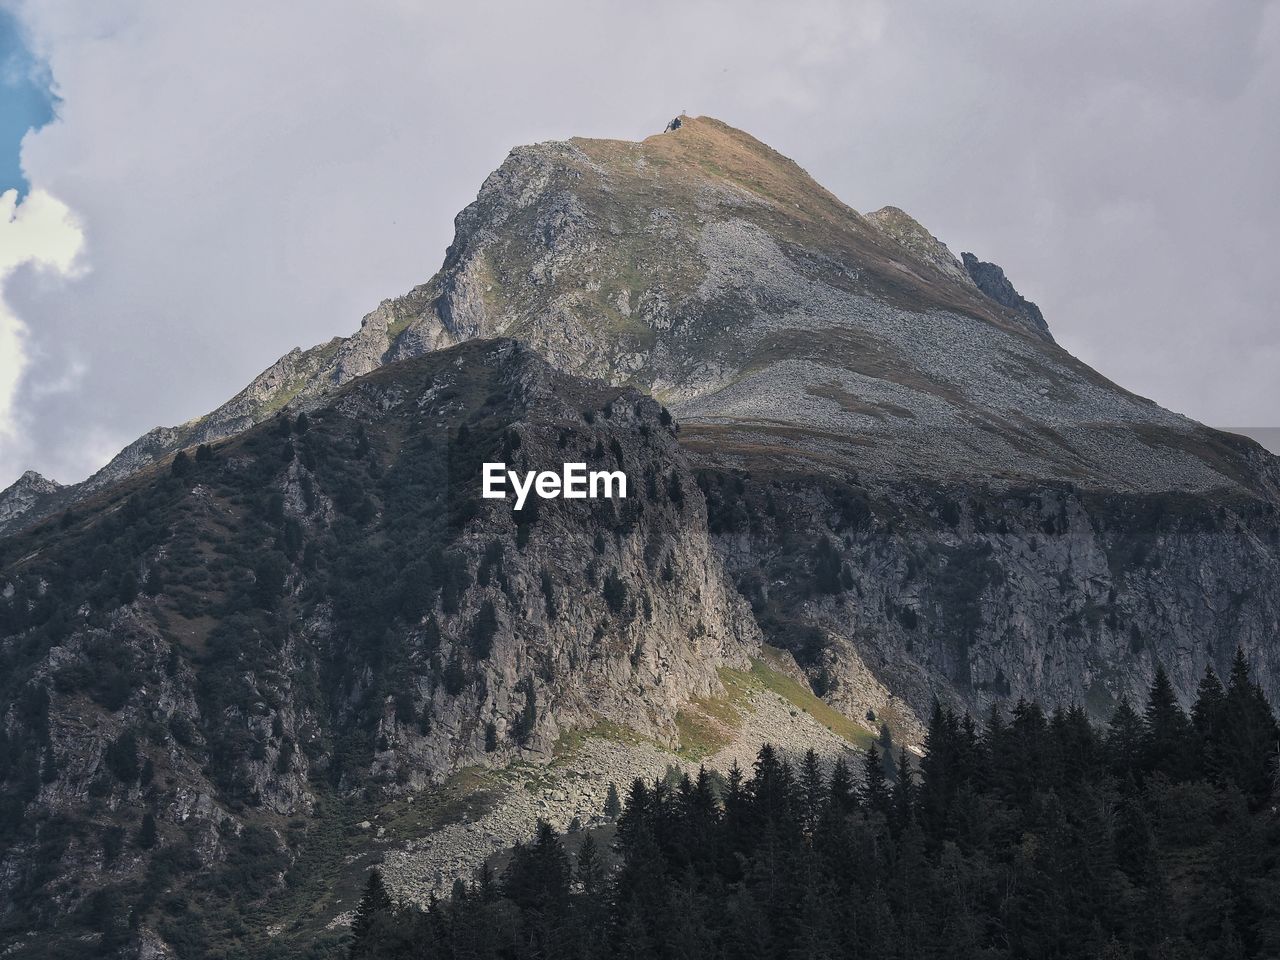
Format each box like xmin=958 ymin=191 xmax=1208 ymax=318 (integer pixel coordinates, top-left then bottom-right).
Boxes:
xmin=673 ymin=665 xmax=761 ymax=759
xmin=675 ymin=651 xmax=872 ymax=759
xmin=674 ymin=704 xmax=736 ymax=760
xmin=552 ymin=717 xmax=647 ymax=764
xmin=737 ymin=648 xmax=874 ymax=748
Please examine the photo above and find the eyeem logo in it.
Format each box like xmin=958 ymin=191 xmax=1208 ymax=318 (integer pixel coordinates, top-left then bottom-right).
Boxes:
xmin=482 ymin=463 xmax=627 ymax=510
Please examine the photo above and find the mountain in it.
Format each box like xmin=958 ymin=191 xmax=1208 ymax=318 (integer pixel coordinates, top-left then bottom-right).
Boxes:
xmin=0 ymin=470 xmax=62 ymax=529
xmin=8 ymin=116 xmax=1273 ymax=535
xmin=11 ymin=115 xmax=1275 ymax=713
xmin=2 ymin=116 xmax=1280 ymax=957
xmin=3 ymin=340 xmax=835 ymax=956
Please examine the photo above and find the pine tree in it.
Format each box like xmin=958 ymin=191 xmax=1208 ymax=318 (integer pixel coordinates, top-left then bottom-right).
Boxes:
xmin=1191 ymin=663 xmax=1227 ymax=781
xmin=827 ymin=756 xmax=855 ymax=817
xmin=878 ymin=723 xmax=897 ymax=781
xmin=604 ymin=781 xmax=622 ymax=819
xmin=470 ymin=600 xmax=498 ymax=659
xmin=862 ymin=743 xmax=891 ymax=817
xmin=750 ymin=744 xmax=795 ymax=830
xmin=575 ymin=833 xmax=604 ymax=895
xmin=892 ymin=749 xmax=916 ymax=832
xmin=350 ymin=869 xmax=394 ymax=958
xmin=572 ymin=832 xmax=609 ymax=958
xmin=1107 ymin=696 xmax=1144 ymax=776
xmin=504 ymin=819 xmax=571 ymax=914
xmin=1004 ymin=698 xmax=1049 ymax=805
xmin=40 ymin=745 xmax=58 ymax=784
xmin=617 ymin=778 xmax=651 ymax=849
xmin=603 ymin=569 xmax=628 ymax=614
xmin=513 ymin=678 xmax=537 ymax=746
xmin=1221 ymin=649 xmax=1279 ymax=805
xmin=919 ymin=699 xmax=954 ymax=839
xmin=799 ymin=748 xmax=825 ymax=837
xmin=1141 ymin=666 xmax=1192 ymax=779
xmin=475 ymin=861 xmax=497 ymax=903
xmin=813 ymin=536 xmax=843 ymax=594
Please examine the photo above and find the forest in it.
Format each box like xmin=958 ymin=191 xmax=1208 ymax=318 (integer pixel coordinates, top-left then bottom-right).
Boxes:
xmin=346 ymin=654 xmax=1280 ymax=959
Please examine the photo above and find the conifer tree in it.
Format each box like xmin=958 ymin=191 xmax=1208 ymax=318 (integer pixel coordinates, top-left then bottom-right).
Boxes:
xmin=137 ymin=811 xmax=157 ymax=850
xmin=799 ymin=748 xmax=825 ymax=837
xmin=318 ymin=676 xmax=1280 ymax=960
xmin=1141 ymin=666 xmax=1192 ymax=779
xmin=617 ymin=778 xmax=651 ymax=848
xmin=1221 ymin=649 xmax=1279 ymax=805
xmin=1191 ymin=663 xmax=1227 ymax=780
xmin=350 ymin=869 xmax=394 ymax=958
xmin=919 ymin=699 xmax=954 ymax=838
xmin=603 ymin=781 xmax=622 ymax=819
xmin=1106 ymin=696 xmax=1145 ymax=776
xmin=575 ymin=833 xmax=604 ymax=896
xmin=892 ymin=749 xmax=916 ymax=832
xmin=862 ymin=743 xmax=891 ymax=817
xmin=827 ymin=756 xmax=856 ymax=817
xmin=878 ymin=722 xmax=897 ymax=782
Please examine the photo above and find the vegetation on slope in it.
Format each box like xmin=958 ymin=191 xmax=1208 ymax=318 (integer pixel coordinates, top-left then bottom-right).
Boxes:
xmin=348 ymin=653 xmax=1280 ymax=960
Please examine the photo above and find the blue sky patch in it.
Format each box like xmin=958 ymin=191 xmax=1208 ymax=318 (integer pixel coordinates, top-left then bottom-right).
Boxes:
xmin=0 ymin=8 xmax=58 ymax=199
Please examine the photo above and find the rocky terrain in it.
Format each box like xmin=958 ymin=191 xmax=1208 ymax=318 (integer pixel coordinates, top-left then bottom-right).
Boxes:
xmin=8 ymin=117 xmax=1274 ymax=534
xmin=0 ymin=340 xmax=773 ymax=956
xmin=374 ymin=664 xmax=859 ymax=908
xmin=0 ymin=470 xmax=62 ymax=528
xmin=1 ymin=115 xmax=1279 ymax=957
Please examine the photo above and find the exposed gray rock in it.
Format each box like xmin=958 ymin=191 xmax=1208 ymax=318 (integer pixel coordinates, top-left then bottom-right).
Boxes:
xmin=961 ymin=250 xmax=1053 ymax=342
xmin=0 ymin=470 xmax=62 ymax=528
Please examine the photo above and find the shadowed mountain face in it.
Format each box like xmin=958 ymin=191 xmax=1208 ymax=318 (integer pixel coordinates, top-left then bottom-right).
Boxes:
xmin=0 ymin=340 xmax=762 ymax=955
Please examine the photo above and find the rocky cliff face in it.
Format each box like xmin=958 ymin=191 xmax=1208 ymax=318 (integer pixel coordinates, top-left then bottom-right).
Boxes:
xmin=0 ymin=470 xmax=62 ymax=529
xmin=960 ymin=251 xmax=1052 ymax=341
xmin=0 ymin=340 xmax=758 ymax=954
xmin=4 ymin=116 xmax=1279 ymax=714
xmin=693 ymin=465 xmax=1280 ymax=740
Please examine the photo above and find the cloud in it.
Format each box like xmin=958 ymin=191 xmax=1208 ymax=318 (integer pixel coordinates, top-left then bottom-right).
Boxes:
xmin=0 ymin=187 xmax=84 ymax=471
xmin=1 ymin=0 xmax=1277 ymax=491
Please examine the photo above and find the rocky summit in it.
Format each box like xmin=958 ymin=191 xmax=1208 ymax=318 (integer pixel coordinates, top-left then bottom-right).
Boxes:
xmin=2 ymin=117 xmax=1279 ymax=958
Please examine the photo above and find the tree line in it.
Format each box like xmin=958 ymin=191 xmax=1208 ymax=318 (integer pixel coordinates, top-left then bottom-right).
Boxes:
xmin=347 ymin=652 xmax=1280 ymax=959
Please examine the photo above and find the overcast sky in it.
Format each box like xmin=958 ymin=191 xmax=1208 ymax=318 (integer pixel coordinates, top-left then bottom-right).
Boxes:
xmin=1 ymin=0 xmax=1277 ymax=488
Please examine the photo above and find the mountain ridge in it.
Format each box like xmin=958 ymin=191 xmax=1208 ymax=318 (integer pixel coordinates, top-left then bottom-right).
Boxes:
xmin=11 ymin=115 xmax=1272 ymax=537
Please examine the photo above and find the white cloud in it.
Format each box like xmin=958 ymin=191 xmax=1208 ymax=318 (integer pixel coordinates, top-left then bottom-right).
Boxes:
xmin=0 ymin=186 xmax=85 ymax=481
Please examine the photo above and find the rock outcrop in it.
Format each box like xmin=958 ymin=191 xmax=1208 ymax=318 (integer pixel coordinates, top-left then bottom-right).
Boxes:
xmin=0 ymin=470 xmax=62 ymax=528
xmin=961 ymin=250 xmax=1053 ymax=341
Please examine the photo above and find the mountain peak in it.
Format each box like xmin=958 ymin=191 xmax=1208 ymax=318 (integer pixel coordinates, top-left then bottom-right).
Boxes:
xmin=4 ymin=115 xmax=1271 ymax=541
xmin=0 ymin=470 xmax=62 ymax=528
xmin=865 ymin=205 xmax=974 ymax=289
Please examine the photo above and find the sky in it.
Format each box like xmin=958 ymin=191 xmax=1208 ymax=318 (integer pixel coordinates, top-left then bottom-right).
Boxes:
xmin=0 ymin=0 xmax=1277 ymax=489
